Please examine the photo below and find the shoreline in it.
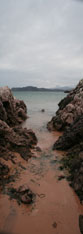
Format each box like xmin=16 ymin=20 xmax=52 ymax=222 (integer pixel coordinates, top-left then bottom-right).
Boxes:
xmin=0 ymin=85 xmax=83 ymax=234
xmin=0 ymin=122 xmax=82 ymax=234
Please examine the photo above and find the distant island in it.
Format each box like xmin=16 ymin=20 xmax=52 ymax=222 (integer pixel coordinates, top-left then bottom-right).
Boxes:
xmin=11 ymin=86 xmax=73 ymax=92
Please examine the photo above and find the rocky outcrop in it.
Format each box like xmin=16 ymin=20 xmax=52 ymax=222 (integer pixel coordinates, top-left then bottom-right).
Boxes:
xmin=0 ymin=86 xmax=27 ymax=126
xmin=0 ymin=120 xmax=37 ymax=161
xmin=53 ymin=115 xmax=83 ymax=150
xmin=47 ymin=80 xmax=83 ymax=202
xmin=53 ymin=116 xmax=83 ymax=202
xmin=79 ymin=215 xmax=83 ymax=234
xmin=47 ymin=79 xmax=83 ymax=131
xmin=7 ymin=185 xmax=35 ymax=205
xmin=0 ymin=87 xmax=37 ymax=193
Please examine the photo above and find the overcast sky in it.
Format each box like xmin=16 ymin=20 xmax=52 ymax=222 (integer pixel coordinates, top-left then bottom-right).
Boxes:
xmin=0 ymin=0 xmax=83 ymax=88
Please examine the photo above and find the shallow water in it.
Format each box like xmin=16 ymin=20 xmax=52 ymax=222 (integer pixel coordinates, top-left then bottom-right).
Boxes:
xmin=0 ymin=91 xmax=83 ymax=234
xmin=13 ymin=91 xmax=67 ymax=116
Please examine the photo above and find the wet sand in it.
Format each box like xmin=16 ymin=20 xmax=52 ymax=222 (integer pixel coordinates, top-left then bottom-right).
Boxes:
xmin=0 ymin=111 xmax=83 ymax=234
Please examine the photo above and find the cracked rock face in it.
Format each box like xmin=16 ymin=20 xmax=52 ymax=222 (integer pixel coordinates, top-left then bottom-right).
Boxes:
xmin=0 ymin=86 xmax=27 ymax=126
xmin=0 ymin=120 xmax=37 ymax=161
xmin=53 ymin=115 xmax=83 ymax=150
xmin=53 ymin=115 xmax=83 ymax=202
xmin=47 ymin=79 xmax=83 ymax=131
xmin=47 ymin=80 xmax=83 ymax=202
xmin=0 ymin=87 xmax=37 ymax=188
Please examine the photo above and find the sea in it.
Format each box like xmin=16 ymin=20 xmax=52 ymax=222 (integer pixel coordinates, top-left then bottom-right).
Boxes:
xmin=13 ymin=91 xmax=66 ymax=132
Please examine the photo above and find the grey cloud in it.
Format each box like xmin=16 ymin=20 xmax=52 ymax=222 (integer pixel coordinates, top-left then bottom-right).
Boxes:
xmin=0 ymin=0 xmax=83 ymax=87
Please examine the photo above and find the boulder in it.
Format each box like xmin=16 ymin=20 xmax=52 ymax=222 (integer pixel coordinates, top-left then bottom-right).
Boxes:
xmin=47 ymin=79 xmax=83 ymax=131
xmin=41 ymin=109 xmax=45 ymax=112
xmin=0 ymin=86 xmax=27 ymax=126
xmin=0 ymin=86 xmax=37 ymax=191
xmin=0 ymin=120 xmax=37 ymax=160
xmin=53 ymin=116 xmax=83 ymax=150
xmin=47 ymin=79 xmax=83 ymax=202
xmin=7 ymin=185 xmax=35 ymax=205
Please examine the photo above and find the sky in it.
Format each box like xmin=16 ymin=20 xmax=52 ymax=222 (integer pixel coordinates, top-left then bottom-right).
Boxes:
xmin=0 ymin=0 xmax=83 ymax=88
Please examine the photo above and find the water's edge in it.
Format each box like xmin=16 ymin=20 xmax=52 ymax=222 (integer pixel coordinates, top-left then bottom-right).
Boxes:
xmin=0 ymin=91 xmax=82 ymax=234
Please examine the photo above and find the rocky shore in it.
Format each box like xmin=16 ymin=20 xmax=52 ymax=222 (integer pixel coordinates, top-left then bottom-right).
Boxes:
xmin=0 ymin=87 xmax=37 ymax=204
xmin=48 ymin=80 xmax=83 ymax=203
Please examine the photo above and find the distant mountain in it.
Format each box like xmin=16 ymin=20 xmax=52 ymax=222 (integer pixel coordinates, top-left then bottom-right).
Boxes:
xmin=11 ymin=86 xmax=73 ymax=92
xmin=55 ymin=85 xmax=74 ymax=91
